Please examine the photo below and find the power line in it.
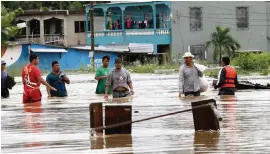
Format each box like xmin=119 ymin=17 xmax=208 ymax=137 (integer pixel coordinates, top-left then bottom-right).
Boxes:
xmin=179 ymin=1 xmax=270 ymax=15
xmin=93 ymin=9 xmax=270 ymax=21
xmin=91 ymin=2 xmax=270 ymax=16
xmin=98 ymin=13 xmax=269 ymax=22
xmin=178 ymin=15 xmax=270 ymax=27
xmin=95 ymin=13 xmax=270 ymax=26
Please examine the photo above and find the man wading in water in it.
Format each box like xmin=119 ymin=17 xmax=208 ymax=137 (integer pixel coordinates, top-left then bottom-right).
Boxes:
xmin=22 ymin=54 xmax=56 ymax=103
xmin=215 ymin=57 xmax=238 ymax=95
xmin=46 ymin=61 xmax=70 ymax=97
xmin=95 ymin=55 xmax=112 ymax=94
xmin=104 ymin=58 xmax=134 ymax=99
xmin=179 ymin=52 xmax=203 ymax=97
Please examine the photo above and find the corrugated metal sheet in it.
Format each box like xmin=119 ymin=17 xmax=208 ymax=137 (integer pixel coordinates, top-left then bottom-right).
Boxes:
xmin=31 ymin=48 xmax=68 ymax=53
xmin=73 ymin=45 xmax=129 ymax=52
xmin=129 ymin=43 xmax=154 ymax=53
xmin=74 ymin=43 xmax=154 ymax=53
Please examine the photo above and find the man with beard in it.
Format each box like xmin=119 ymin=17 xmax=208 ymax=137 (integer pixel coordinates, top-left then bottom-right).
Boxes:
xmin=46 ymin=61 xmax=70 ymax=97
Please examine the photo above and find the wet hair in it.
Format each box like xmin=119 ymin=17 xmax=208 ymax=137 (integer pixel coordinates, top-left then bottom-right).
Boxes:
xmin=29 ymin=54 xmax=38 ymax=62
xmin=222 ymin=57 xmax=230 ymax=65
xmin=51 ymin=61 xmax=59 ymax=67
xmin=102 ymin=55 xmax=110 ymax=62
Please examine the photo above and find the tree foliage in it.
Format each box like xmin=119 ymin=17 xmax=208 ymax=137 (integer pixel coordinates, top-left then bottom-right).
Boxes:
xmin=205 ymin=26 xmax=241 ymax=63
xmin=69 ymin=1 xmax=83 ymax=11
xmin=1 ymin=1 xmax=110 ymax=11
xmin=1 ymin=4 xmax=24 ymax=46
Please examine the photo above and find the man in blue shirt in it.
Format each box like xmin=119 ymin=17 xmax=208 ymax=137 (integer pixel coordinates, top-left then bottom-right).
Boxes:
xmin=1 ymin=60 xmax=9 ymax=98
xmin=46 ymin=61 xmax=70 ymax=97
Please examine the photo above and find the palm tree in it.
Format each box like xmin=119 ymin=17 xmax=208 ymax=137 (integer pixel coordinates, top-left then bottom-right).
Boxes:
xmin=1 ymin=4 xmax=24 ymax=46
xmin=205 ymin=26 xmax=241 ymax=63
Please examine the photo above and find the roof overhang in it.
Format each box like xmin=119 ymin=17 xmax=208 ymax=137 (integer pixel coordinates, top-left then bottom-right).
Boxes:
xmin=73 ymin=43 xmax=154 ymax=54
xmin=30 ymin=48 xmax=67 ymax=53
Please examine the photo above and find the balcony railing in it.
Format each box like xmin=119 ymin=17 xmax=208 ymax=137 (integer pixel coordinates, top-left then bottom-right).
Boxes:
xmin=15 ymin=35 xmax=41 ymax=43
xmin=156 ymin=29 xmax=170 ymax=36
xmin=44 ymin=34 xmax=64 ymax=43
xmin=126 ymin=29 xmax=154 ymax=36
xmin=14 ymin=34 xmax=66 ymax=45
xmin=87 ymin=28 xmax=171 ymax=37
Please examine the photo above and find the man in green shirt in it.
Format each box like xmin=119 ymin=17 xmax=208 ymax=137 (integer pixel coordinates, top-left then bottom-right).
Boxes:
xmin=95 ymin=55 xmax=112 ymax=94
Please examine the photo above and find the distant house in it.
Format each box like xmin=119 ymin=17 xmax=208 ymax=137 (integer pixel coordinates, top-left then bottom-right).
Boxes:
xmin=14 ymin=10 xmax=104 ymax=47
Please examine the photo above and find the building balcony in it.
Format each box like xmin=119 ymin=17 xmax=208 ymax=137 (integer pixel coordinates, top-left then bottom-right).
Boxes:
xmin=14 ymin=34 xmax=66 ymax=46
xmin=15 ymin=35 xmax=41 ymax=44
xmin=44 ymin=34 xmax=65 ymax=45
xmin=86 ymin=28 xmax=171 ymax=46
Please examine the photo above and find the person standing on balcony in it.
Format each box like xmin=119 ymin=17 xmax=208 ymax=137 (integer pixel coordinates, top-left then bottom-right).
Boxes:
xmin=95 ymin=55 xmax=112 ymax=94
xmin=104 ymin=58 xmax=134 ymax=99
xmin=179 ymin=52 xmax=203 ymax=97
xmin=46 ymin=61 xmax=70 ymax=97
xmin=215 ymin=57 xmax=238 ymax=95
xmin=22 ymin=54 xmax=57 ymax=103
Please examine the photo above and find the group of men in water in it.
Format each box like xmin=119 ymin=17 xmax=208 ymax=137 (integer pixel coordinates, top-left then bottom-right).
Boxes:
xmin=1 ymin=51 xmax=237 ymax=103
xmin=179 ymin=52 xmax=238 ymax=97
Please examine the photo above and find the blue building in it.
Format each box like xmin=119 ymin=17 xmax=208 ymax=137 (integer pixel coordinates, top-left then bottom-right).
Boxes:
xmin=84 ymin=1 xmax=172 ymax=55
xmin=2 ymin=44 xmax=118 ymax=74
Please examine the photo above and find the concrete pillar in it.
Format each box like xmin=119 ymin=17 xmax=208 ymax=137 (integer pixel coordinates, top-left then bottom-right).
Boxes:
xmin=152 ymin=5 xmax=156 ymax=35
xmin=85 ymin=9 xmax=90 ymax=45
xmin=121 ymin=8 xmax=125 ymax=34
xmin=103 ymin=9 xmax=107 ymax=30
xmin=26 ymin=20 xmax=29 ymax=42
xmin=40 ymin=18 xmax=44 ymax=44
xmin=85 ymin=12 xmax=89 ymax=32
xmin=63 ymin=18 xmax=68 ymax=46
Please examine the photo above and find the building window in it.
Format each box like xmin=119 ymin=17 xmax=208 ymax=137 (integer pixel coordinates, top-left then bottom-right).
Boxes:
xmin=190 ymin=44 xmax=205 ymax=60
xmin=236 ymin=6 xmax=249 ymax=29
xmin=74 ymin=21 xmax=85 ymax=33
xmin=190 ymin=7 xmax=202 ymax=31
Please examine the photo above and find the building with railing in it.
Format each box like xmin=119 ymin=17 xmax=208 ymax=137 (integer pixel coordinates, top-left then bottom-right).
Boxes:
xmin=84 ymin=1 xmax=172 ymax=55
xmin=15 ymin=10 xmax=104 ymax=47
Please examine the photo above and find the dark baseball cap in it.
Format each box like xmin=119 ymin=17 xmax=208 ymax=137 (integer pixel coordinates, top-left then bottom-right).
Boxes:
xmin=115 ymin=58 xmax=122 ymax=63
xmin=1 ymin=60 xmax=6 ymax=65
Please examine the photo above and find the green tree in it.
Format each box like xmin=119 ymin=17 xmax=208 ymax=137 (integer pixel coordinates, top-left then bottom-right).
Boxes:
xmin=2 ymin=1 xmax=110 ymax=11
xmin=69 ymin=1 xmax=83 ymax=11
xmin=1 ymin=4 xmax=24 ymax=46
xmin=205 ymin=26 xmax=241 ymax=63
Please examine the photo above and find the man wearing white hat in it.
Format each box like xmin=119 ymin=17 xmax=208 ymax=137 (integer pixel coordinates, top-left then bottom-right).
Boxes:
xmin=179 ymin=52 xmax=203 ymax=97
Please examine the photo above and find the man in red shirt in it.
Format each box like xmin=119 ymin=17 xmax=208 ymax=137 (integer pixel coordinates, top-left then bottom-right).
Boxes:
xmin=22 ymin=54 xmax=56 ymax=103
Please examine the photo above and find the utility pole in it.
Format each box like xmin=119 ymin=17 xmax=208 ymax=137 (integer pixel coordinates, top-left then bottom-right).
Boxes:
xmin=90 ymin=1 xmax=95 ymax=71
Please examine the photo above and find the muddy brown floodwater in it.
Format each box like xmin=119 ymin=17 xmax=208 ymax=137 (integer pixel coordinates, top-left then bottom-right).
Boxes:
xmin=1 ymin=73 xmax=270 ymax=154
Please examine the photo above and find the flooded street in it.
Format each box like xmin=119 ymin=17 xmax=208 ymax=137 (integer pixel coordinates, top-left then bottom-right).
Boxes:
xmin=1 ymin=73 xmax=270 ymax=154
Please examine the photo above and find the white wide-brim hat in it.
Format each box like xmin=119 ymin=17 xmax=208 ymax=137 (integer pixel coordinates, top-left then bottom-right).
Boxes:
xmin=182 ymin=52 xmax=194 ymax=58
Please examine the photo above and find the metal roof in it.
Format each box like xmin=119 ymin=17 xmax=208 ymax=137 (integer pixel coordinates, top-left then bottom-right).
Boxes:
xmin=73 ymin=43 xmax=154 ymax=53
xmin=73 ymin=45 xmax=129 ymax=53
xmin=129 ymin=43 xmax=154 ymax=53
xmin=84 ymin=1 xmax=153 ymax=7
xmin=31 ymin=48 xmax=68 ymax=53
